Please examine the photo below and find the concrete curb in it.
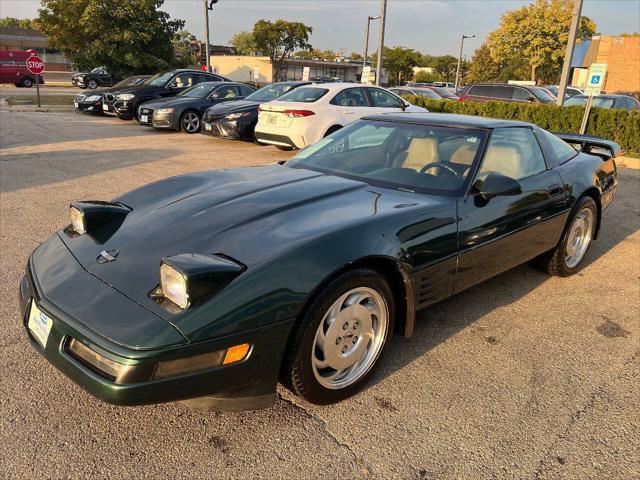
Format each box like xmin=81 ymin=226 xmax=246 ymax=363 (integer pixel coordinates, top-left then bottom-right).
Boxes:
xmin=0 ymin=105 xmax=75 ymax=112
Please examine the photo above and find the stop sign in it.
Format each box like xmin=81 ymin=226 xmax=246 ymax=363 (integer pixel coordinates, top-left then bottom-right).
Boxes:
xmin=26 ymin=55 xmax=45 ymax=75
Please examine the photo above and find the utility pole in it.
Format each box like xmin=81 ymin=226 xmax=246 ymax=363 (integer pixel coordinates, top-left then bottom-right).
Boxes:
xmin=454 ymin=34 xmax=474 ymax=91
xmin=363 ymin=15 xmax=380 ymax=68
xmin=556 ymin=0 xmax=583 ymax=106
xmin=375 ymin=0 xmax=387 ymax=86
xmin=204 ymin=0 xmax=219 ymax=73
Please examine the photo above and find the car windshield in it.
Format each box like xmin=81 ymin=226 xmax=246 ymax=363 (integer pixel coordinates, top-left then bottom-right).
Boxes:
xmin=414 ymin=89 xmax=442 ymax=100
xmin=246 ymin=83 xmax=299 ymax=102
xmin=565 ymin=96 xmax=615 ymax=109
xmin=287 ymin=120 xmax=487 ymax=195
xmin=177 ymin=83 xmax=215 ymax=98
xmin=530 ymin=87 xmax=556 ymax=103
xmin=90 ymin=67 xmax=104 ymax=73
xmin=277 ymin=87 xmax=329 ymax=103
xmin=144 ymin=71 xmax=175 ymax=86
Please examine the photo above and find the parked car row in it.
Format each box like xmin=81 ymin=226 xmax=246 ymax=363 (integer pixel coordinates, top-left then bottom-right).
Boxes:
xmin=74 ymin=71 xmax=427 ymax=150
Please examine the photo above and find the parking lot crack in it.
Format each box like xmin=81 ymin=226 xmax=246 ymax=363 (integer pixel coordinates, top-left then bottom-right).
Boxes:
xmin=531 ymin=348 xmax=640 ymax=480
xmin=277 ymin=393 xmax=372 ymax=478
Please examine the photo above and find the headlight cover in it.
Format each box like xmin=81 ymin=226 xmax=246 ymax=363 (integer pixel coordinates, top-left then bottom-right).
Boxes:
xmin=156 ymin=108 xmax=174 ymax=114
xmin=68 ymin=201 xmax=131 ymax=238
xmin=226 ymin=111 xmax=250 ymax=120
xmin=159 ymin=254 xmax=245 ymax=310
xmin=86 ymin=95 xmax=101 ymax=102
xmin=116 ymin=93 xmax=135 ymax=101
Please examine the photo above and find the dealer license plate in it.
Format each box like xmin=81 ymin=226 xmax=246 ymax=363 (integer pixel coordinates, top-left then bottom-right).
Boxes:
xmin=74 ymin=102 xmax=78 ymax=108
xmin=28 ymin=302 xmax=53 ymax=348
xmin=140 ymin=115 xmax=149 ymax=123
xmin=265 ymin=113 xmax=277 ymax=125
xmin=204 ymin=123 xmax=212 ymax=131
xmin=103 ymin=102 xmax=109 ymax=111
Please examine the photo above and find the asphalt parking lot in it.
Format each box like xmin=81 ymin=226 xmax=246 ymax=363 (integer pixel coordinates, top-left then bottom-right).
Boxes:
xmin=0 ymin=110 xmax=638 ymax=480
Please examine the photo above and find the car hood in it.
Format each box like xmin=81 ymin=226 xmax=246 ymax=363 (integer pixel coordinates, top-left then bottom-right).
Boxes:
xmin=205 ymin=99 xmax=259 ymax=115
xmin=60 ymin=165 xmax=448 ymax=323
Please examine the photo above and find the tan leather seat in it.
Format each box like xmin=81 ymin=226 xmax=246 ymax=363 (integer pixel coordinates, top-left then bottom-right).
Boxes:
xmin=480 ymin=144 xmax=525 ymax=179
xmin=399 ymin=137 xmax=440 ymax=171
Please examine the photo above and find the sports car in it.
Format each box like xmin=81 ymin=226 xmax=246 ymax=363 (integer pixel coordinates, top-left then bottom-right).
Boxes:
xmin=19 ymin=114 xmax=619 ymax=411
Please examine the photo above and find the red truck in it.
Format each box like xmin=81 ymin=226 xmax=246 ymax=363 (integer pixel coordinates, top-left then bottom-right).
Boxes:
xmin=0 ymin=50 xmax=45 ymax=88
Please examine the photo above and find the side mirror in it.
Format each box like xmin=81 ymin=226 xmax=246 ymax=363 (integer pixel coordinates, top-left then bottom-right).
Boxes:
xmin=472 ymin=172 xmax=522 ymax=200
xmin=528 ymin=96 xmax=536 ymax=102
xmin=400 ymin=101 xmax=408 ymax=111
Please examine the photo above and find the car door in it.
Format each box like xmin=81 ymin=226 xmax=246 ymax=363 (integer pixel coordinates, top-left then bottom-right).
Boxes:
xmin=328 ymin=87 xmax=372 ymax=125
xmin=366 ymin=87 xmax=406 ymax=114
xmin=455 ymin=126 xmax=568 ymax=292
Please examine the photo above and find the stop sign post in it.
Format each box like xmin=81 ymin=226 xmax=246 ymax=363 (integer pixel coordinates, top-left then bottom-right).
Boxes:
xmin=26 ymin=55 xmax=45 ymax=107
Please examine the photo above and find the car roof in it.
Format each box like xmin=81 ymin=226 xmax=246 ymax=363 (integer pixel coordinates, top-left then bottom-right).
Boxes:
xmin=363 ymin=112 xmax=535 ymax=129
xmin=573 ymin=94 xmax=625 ymax=99
xmin=302 ymin=82 xmax=367 ymax=92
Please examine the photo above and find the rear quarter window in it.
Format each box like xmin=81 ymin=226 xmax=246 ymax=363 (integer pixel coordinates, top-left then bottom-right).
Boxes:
xmin=542 ymin=130 xmax=578 ymax=164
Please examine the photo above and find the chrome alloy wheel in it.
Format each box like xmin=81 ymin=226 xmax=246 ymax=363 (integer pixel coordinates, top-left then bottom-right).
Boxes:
xmin=311 ymin=287 xmax=388 ymax=390
xmin=565 ymin=207 xmax=594 ymax=269
xmin=182 ymin=112 xmax=200 ymax=133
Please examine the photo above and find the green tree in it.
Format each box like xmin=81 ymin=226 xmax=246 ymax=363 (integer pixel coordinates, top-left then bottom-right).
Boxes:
xmin=0 ymin=17 xmax=37 ymax=29
xmin=487 ymin=0 xmax=596 ymax=83
xmin=467 ymin=43 xmax=501 ymax=83
xmin=383 ymin=46 xmax=421 ymax=86
xmin=172 ymin=29 xmax=199 ymax=68
xmin=252 ymin=19 xmax=312 ymax=80
xmin=414 ymin=71 xmax=438 ymax=83
xmin=37 ymin=0 xmax=184 ymax=78
xmin=348 ymin=52 xmax=363 ymax=62
xmin=230 ymin=30 xmax=256 ymax=55
xmin=294 ymin=50 xmax=314 ymax=60
xmin=433 ymin=55 xmax=458 ymax=82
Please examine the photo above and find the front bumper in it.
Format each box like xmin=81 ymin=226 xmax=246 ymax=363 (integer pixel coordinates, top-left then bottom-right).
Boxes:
xmin=75 ymin=99 xmax=103 ymax=113
xmin=113 ymin=100 xmax=134 ymax=118
xmin=139 ymin=107 xmax=179 ymax=130
xmin=19 ymin=237 xmax=295 ymax=410
xmin=72 ymin=77 xmax=86 ymax=87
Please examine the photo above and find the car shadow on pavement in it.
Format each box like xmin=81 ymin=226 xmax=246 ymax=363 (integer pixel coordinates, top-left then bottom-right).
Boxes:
xmin=365 ymin=172 xmax=639 ymax=391
xmin=0 ymin=148 xmax=182 ymax=193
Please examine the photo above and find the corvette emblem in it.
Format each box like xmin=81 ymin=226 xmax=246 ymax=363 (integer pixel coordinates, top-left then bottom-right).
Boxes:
xmin=97 ymin=249 xmax=119 ymax=264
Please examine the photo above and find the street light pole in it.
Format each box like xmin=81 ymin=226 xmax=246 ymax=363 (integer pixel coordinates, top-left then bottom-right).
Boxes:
xmin=454 ymin=34 xmax=474 ymax=91
xmin=375 ymin=0 xmax=387 ymax=86
xmin=204 ymin=0 xmax=219 ymax=73
xmin=556 ymin=0 xmax=583 ymax=106
xmin=363 ymin=15 xmax=380 ymax=68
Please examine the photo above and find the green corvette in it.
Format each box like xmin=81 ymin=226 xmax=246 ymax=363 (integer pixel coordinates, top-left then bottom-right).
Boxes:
xmin=20 ymin=113 xmax=619 ymax=411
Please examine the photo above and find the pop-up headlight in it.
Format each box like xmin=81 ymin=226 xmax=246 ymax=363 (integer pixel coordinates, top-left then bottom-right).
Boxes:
xmin=68 ymin=201 xmax=131 ymax=237
xmin=159 ymin=254 xmax=245 ymax=310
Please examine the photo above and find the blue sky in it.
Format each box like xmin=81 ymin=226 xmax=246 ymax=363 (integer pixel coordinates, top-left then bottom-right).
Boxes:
xmin=2 ymin=0 xmax=639 ymax=56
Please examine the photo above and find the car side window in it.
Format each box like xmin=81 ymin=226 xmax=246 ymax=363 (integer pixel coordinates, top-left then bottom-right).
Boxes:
xmin=169 ymin=73 xmax=196 ymax=88
xmin=368 ymin=88 xmax=404 ymax=108
xmin=478 ymin=127 xmax=547 ymax=180
xmin=240 ymin=85 xmax=254 ymax=96
xmin=512 ymin=87 xmax=532 ymax=101
xmin=330 ymin=88 xmax=369 ymax=107
xmin=214 ymin=85 xmax=239 ymax=98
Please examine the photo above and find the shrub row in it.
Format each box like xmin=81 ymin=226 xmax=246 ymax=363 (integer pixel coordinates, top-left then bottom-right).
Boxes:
xmin=409 ymin=97 xmax=640 ymax=158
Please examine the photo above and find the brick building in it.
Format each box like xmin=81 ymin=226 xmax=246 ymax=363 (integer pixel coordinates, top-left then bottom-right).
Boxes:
xmin=571 ymin=35 xmax=640 ymax=93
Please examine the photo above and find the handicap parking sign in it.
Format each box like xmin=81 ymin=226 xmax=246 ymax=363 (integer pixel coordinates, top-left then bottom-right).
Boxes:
xmin=590 ymin=75 xmax=601 ymax=84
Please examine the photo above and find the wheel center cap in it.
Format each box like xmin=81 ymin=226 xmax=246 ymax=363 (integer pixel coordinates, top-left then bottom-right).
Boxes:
xmin=323 ymin=304 xmax=372 ymax=370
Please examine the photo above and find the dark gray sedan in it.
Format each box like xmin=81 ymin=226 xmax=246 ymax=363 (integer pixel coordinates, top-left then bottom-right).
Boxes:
xmin=138 ymin=82 xmax=256 ymax=133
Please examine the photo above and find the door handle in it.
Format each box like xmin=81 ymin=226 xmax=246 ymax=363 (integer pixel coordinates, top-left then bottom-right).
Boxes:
xmin=343 ymin=110 xmax=353 ymax=114
xmin=547 ymin=184 xmax=562 ymax=196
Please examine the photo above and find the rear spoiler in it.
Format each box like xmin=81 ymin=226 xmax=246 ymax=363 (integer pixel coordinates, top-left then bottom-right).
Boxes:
xmin=553 ymin=132 xmax=623 ymax=159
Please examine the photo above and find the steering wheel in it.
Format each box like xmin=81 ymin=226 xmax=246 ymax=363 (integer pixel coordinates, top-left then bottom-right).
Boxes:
xmin=419 ymin=162 xmax=460 ymax=177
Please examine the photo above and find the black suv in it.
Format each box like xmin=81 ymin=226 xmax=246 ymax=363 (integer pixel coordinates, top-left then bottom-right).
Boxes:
xmin=110 ymin=69 xmax=228 ymax=120
xmin=460 ymin=83 xmax=556 ymax=104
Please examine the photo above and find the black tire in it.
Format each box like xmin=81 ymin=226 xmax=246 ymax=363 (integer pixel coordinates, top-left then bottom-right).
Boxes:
xmin=87 ymin=79 xmax=98 ymax=89
xmin=21 ymin=77 xmax=34 ymax=88
xmin=276 ymin=145 xmax=294 ymax=151
xmin=531 ymin=196 xmax=598 ymax=277
xmin=324 ymin=125 xmax=342 ymax=138
xmin=180 ymin=110 xmax=201 ymax=133
xmin=282 ymin=268 xmax=395 ymax=405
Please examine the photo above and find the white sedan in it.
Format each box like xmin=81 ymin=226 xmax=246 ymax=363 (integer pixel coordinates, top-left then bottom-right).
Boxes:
xmin=255 ymin=83 xmax=427 ymax=150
